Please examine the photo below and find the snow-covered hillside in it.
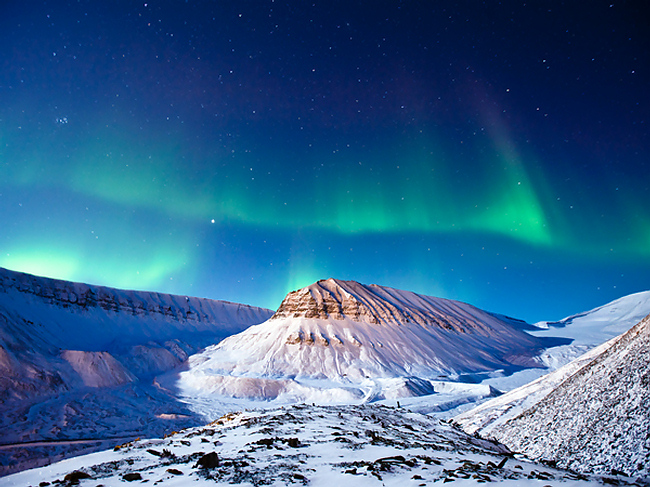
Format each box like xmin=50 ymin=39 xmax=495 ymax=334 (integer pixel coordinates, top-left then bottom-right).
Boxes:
xmin=529 ymin=290 xmax=650 ymax=367
xmin=0 ymin=403 xmax=611 ymax=487
xmin=0 ymin=266 xmax=272 ymax=399
xmin=0 ymin=267 xmax=273 ymax=476
xmin=537 ymin=290 xmax=650 ymax=341
xmin=169 ymin=279 xmax=567 ymax=410
xmin=436 ymin=289 xmax=650 ymax=408
xmin=454 ymin=312 xmax=650 ymax=477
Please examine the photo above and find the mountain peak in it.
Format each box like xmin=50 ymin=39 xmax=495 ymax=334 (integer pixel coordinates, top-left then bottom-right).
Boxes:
xmin=272 ymin=278 xmax=485 ymax=333
xmin=271 ymin=278 xmax=373 ymax=322
xmin=176 ymin=279 xmax=569 ymax=402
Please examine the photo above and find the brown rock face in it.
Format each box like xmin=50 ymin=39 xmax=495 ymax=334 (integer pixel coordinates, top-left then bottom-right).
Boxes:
xmin=272 ymin=281 xmax=375 ymax=322
xmin=271 ymin=278 xmax=474 ymax=333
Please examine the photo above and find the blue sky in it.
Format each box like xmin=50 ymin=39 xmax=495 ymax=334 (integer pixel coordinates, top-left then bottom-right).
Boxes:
xmin=1 ymin=1 xmax=648 ymax=321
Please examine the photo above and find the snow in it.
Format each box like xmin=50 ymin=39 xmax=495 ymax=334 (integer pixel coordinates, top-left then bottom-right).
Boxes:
xmin=167 ymin=279 xmax=567 ymax=417
xmin=0 ymin=267 xmax=274 ymax=353
xmin=530 ymin=290 xmax=650 ymax=366
xmin=448 ymin=290 xmax=650 ymax=409
xmin=452 ymin=292 xmax=650 ymax=435
xmin=3 ymin=268 xmax=650 ymax=482
xmin=60 ymin=350 xmax=136 ymax=388
xmin=454 ymin=313 xmax=650 ymax=478
xmin=0 ymin=404 xmax=611 ymax=487
xmin=452 ymin=337 xmax=618 ymax=436
xmin=0 ymin=266 xmax=273 ymax=476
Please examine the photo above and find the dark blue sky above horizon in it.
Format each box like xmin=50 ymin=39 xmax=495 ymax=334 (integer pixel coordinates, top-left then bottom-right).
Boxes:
xmin=1 ymin=1 xmax=648 ymax=322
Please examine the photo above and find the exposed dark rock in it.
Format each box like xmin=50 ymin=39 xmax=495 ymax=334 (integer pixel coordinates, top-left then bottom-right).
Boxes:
xmin=122 ymin=472 xmax=142 ymax=481
xmin=196 ymin=451 xmax=220 ymax=469
xmin=62 ymin=471 xmax=92 ymax=484
xmin=285 ymin=437 xmax=301 ymax=448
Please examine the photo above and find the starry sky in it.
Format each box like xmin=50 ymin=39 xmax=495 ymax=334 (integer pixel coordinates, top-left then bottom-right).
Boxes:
xmin=1 ymin=1 xmax=648 ymax=322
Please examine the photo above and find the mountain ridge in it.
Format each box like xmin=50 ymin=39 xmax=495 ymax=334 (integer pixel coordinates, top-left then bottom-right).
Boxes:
xmin=0 ymin=266 xmax=273 ymax=476
xmin=0 ymin=267 xmax=272 ymax=350
xmin=272 ymin=278 xmax=533 ymax=332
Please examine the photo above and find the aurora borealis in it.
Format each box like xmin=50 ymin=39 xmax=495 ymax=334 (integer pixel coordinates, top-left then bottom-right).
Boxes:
xmin=1 ymin=1 xmax=648 ymax=322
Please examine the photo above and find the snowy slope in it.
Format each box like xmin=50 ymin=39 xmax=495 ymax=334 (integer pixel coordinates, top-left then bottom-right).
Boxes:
xmin=0 ymin=403 xmax=610 ymax=487
xmin=536 ymin=290 xmax=650 ymax=343
xmin=170 ymin=279 xmax=567 ymax=408
xmin=454 ymin=313 xmax=650 ymax=477
xmin=0 ymin=267 xmax=273 ymax=476
xmin=528 ymin=290 xmax=650 ymax=369
xmin=442 ymin=290 xmax=650 ymax=408
xmin=0 ymin=266 xmax=273 ymax=350
xmin=0 ymin=266 xmax=273 ymax=400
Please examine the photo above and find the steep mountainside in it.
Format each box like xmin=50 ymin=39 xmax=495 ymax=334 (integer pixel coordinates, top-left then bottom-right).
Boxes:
xmin=455 ymin=313 xmax=650 ymax=477
xmin=173 ymin=279 xmax=567 ymax=404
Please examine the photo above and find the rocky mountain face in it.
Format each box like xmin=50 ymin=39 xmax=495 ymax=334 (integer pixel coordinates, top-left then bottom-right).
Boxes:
xmin=454 ymin=312 xmax=650 ymax=478
xmin=173 ymin=279 xmax=568 ymax=404
xmin=0 ymin=267 xmax=273 ymax=476
xmin=271 ymin=278 xmax=535 ymax=333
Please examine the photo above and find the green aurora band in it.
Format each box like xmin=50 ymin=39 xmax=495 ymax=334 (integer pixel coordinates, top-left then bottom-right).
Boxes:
xmin=2 ymin=119 xmax=649 ymax=303
xmin=8 ymin=125 xmax=555 ymax=242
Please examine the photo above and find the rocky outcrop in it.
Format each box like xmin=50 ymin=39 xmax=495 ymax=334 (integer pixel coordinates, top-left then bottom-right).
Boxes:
xmin=272 ymin=278 xmax=519 ymax=335
xmin=273 ymin=281 xmax=376 ymax=322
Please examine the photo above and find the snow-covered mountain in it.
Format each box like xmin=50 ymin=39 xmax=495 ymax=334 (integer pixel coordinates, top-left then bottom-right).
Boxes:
xmin=0 ymin=267 xmax=273 ymax=475
xmin=0 ymin=266 xmax=272 ymax=399
xmin=432 ymin=290 xmax=650 ymax=410
xmin=538 ymin=290 xmax=650 ymax=340
xmin=454 ymin=312 xmax=650 ymax=478
xmin=4 ymin=268 xmax=648 ymax=480
xmin=0 ymin=403 xmax=611 ymax=487
xmin=171 ymin=278 xmax=568 ymax=408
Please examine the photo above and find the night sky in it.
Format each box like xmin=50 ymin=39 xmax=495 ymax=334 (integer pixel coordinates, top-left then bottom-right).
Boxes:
xmin=1 ymin=1 xmax=648 ymax=322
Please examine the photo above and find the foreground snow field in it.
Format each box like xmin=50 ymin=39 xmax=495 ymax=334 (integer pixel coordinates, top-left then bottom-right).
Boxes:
xmin=0 ymin=404 xmax=622 ymax=487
